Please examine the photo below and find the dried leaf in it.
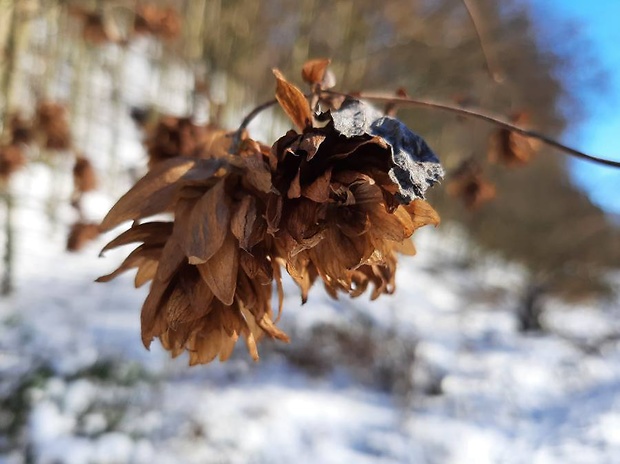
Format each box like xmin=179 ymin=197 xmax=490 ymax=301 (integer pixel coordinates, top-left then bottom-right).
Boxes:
xmin=230 ymin=195 xmax=257 ymax=251
xmin=447 ymin=161 xmax=497 ymax=210
xmin=135 ymin=260 xmax=159 ymax=287
xmin=489 ymin=129 xmax=535 ymax=167
xmin=393 ymin=238 xmax=416 ymax=256
xmin=406 ymin=199 xmax=441 ymax=230
xmin=302 ymin=167 xmax=332 ymax=202
xmin=369 ymin=116 xmax=444 ymax=202
xmin=96 ymin=245 xmax=161 ymax=282
xmin=301 ymin=58 xmax=331 ymax=86
xmin=273 ymin=69 xmax=312 ymax=131
xmin=100 ymin=157 xmax=196 ymax=232
xmin=197 ymin=233 xmax=239 ymax=305
xmin=185 ymin=179 xmax=230 ymax=264
xmin=100 ymin=222 xmax=173 ymax=255
xmin=287 ymin=168 xmax=302 ymax=199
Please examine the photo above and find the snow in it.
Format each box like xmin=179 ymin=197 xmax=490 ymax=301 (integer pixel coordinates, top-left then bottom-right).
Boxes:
xmin=1 ymin=40 xmax=620 ymax=464
xmin=2 ymin=193 xmax=620 ymax=463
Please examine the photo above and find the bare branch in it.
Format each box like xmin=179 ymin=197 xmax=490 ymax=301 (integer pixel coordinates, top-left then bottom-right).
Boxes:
xmin=232 ymin=90 xmax=620 ymax=169
xmin=327 ymin=90 xmax=620 ymax=169
xmin=461 ymin=0 xmax=504 ymax=83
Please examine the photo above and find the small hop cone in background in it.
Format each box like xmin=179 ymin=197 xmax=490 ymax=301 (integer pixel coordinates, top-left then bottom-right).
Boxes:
xmin=489 ymin=111 xmax=539 ymax=167
xmin=0 ymin=145 xmax=26 ymax=181
xmin=67 ymin=222 xmax=100 ymax=252
xmin=133 ymin=4 xmax=181 ymax=41
xmin=35 ymin=102 xmax=71 ymax=151
xmin=73 ymin=156 xmax=98 ymax=194
xmin=447 ymin=159 xmax=496 ymax=210
xmin=145 ymin=116 xmax=206 ymax=169
xmin=9 ymin=113 xmax=33 ymax=145
xmin=98 ymin=62 xmax=443 ymax=364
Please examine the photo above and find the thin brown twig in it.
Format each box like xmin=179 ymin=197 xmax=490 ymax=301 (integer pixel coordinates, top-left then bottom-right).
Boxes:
xmin=327 ymin=90 xmax=620 ymax=169
xmin=233 ymin=90 xmax=620 ymax=169
xmin=230 ymin=97 xmax=278 ymax=153
xmin=461 ymin=0 xmax=504 ymax=83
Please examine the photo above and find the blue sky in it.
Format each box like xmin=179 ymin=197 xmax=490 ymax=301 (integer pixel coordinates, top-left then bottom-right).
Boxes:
xmin=529 ymin=0 xmax=620 ymax=217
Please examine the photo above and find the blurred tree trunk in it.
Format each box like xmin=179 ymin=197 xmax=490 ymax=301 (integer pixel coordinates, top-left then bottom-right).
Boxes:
xmin=1 ymin=0 xmax=17 ymax=295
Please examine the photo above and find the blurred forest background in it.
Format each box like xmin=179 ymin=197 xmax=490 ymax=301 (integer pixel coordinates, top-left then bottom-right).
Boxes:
xmin=1 ymin=0 xmax=617 ymax=303
xmin=1 ymin=0 xmax=620 ymax=462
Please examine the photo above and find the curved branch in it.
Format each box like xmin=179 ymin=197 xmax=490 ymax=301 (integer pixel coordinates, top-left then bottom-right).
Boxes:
xmin=232 ymin=89 xmax=620 ymax=169
xmin=328 ymin=90 xmax=620 ymax=169
xmin=230 ymin=97 xmax=278 ymax=153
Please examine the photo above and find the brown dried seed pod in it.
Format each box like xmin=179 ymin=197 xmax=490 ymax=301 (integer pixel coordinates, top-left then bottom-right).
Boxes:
xmin=67 ymin=222 xmax=100 ymax=252
xmin=488 ymin=112 xmax=539 ymax=167
xmin=145 ymin=116 xmax=205 ymax=168
xmin=447 ymin=160 xmax=496 ymax=210
xmin=9 ymin=113 xmax=33 ymax=145
xmin=73 ymin=156 xmax=98 ymax=193
xmin=134 ymin=4 xmax=181 ymax=41
xmin=0 ymin=144 xmax=27 ymax=181
xmin=82 ymin=13 xmax=110 ymax=45
xmin=35 ymin=102 xmax=71 ymax=151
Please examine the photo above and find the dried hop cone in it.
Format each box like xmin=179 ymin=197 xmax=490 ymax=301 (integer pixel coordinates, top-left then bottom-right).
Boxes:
xmin=98 ymin=68 xmax=444 ymax=365
xmin=488 ymin=112 xmax=539 ymax=168
xmin=145 ymin=116 xmax=206 ymax=169
xmin=98 ymin=133 xmax=288 ymax=364
xmin=0 ymin=144 xmax=27 ymax=181
xmin=269 ymin=71 xmax=443 ymax=301
xmin=134 ymin=4 xmax=181 ymax=41
xmin=35 ymin=102 xmax=71 ymax=151
xmin=73 ymin=156 xmax=98 ymax=193
xmin=9 ymin=113 xmax=33 ymax=145
xmin=67 ymin=222 xmax=100 ymax=252
xmin=447 ymin=160 xmax=496 ymax=211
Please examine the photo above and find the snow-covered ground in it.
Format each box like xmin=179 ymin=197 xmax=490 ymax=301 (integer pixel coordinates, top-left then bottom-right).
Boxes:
xmin=1 ymin=166 xmax=620 ymax=464
xmin=1 ymin=37 xmax=620 ymax=464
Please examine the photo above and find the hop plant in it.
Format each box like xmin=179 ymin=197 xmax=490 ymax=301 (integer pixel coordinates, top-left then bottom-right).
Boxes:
xmin=98 ymin=64 xmax=444 ymax=364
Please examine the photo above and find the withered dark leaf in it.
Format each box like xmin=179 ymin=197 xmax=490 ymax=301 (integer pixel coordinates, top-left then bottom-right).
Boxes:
xmin=369 ymin=116 xmax=443 ymax=202
xmin=447 ymin=161 xmax=497 ymax=210
xmin=489 ymin=128 xmax=535 ymax=167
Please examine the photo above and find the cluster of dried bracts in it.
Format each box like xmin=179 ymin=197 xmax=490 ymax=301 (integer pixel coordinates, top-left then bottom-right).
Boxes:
xmin=69 ymin=2 xmax=181 ymax=46
xmin=448 ymin=111 xmax=539 ymax=210
xmin=0 ymin=101 xmax=101 ymax=250
xmin=98 ymin=64 xmax=444 ymax=365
